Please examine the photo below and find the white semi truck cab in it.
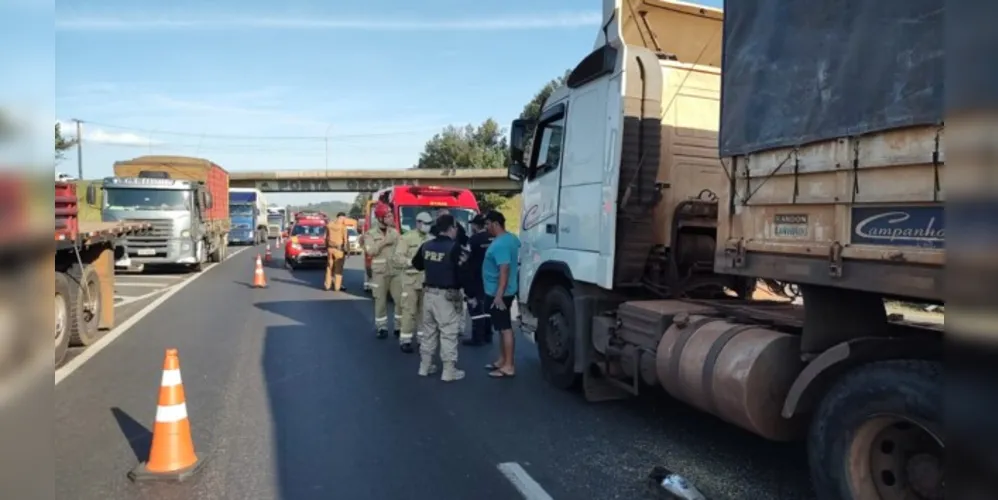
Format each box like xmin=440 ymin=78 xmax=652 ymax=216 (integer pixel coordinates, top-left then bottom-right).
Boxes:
xmin=505 ymin=1 xmax=945 ymax=499
xmin=508 ymin=0 xmax=749 ymax=343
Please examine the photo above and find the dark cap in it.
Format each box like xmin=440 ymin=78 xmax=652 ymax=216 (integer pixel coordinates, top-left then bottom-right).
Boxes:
xmin=483 ymin=210 xmax=505 ymax=226
xmin=470 ymin=213 xmax=487 ymax=226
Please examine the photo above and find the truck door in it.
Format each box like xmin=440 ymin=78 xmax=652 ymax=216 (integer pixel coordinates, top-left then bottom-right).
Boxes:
xmin=518 ymin=99 xmax=568 ymax=295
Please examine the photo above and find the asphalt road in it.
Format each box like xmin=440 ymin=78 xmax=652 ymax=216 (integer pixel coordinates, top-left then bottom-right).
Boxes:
xmin=55 ymin=246 xmax=816 ymax=500
xmin=61 ymin=245 xmax=254 ymax=367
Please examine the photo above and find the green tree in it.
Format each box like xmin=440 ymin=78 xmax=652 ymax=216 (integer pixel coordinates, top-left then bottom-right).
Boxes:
xmin=55 ymin=122 xmax=78 ymax=163
xmin=349 ymin=192 xmax=372 ymax=218
xmin=410 ymin=72 xmax=570 ymax=215
xmin=519 ymin=69 xmax=571 ymax=149
xmin=414 ymin=119 xmax=513 ymax=212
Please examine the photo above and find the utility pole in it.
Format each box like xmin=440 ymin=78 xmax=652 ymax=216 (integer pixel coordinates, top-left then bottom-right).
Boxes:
xmin=73 ymin=119 xmax=83 ymax=179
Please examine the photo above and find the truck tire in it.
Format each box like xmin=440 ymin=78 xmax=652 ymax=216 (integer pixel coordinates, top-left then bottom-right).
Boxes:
xmin=209 ymin=238 xmax=226 ymax=263
xmin=190 ymin=240 xmax=206 ymax=272
xmin=808 ymin=360 xmax=942 ymax=500
xmin=536 ymin=285 xmax=581 ymax=390
xmin=54 ymin=272 xmax=72 ymax=366
xmin=66 ymin=264 xmax=102 ymax=346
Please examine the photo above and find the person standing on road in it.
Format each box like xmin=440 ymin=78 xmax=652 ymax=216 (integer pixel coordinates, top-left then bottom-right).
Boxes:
xmin=462 ymin=213 xmax=494 ymax=346
xmin=365 ymin=202 xmax=402 ymax=339
xmin=393 ymin=211 xmax=434 ymax=353
xmin=410 ymin=214 xmax=467 ymax=382
xmin=481 ymin=211 xmax=521 ymax=379
xmin=324 ymin=212 xmax=350 ymax=292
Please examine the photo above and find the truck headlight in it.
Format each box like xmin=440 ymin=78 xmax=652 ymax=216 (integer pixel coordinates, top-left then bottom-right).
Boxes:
xmin=180 ymin=230 xmax=191 ymax=238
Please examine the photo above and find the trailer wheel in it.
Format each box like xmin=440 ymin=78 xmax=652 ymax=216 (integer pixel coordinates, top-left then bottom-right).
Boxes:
xmin=54 ymin=272 xmax=72 ymax=366
xmin=809 ymin=360 xmax=942 ymax=500
xmin=66 ymin=264 xmax=102 ymax=346
xmin=537 ymin=285 xmax=580 ymax=390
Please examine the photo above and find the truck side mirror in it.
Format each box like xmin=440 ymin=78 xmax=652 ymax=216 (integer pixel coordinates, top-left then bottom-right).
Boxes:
xmin=508 ymin=119 xmax=532 ymax=182
xmin=85 ymin=184 xmax=98 ymax=206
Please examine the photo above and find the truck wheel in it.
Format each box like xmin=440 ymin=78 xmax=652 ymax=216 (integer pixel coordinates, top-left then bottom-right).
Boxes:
xmin=66 ymin=264 xmax=102 ymax=346
xmin=190 ymin=240 xmax=206 ymax=272
xmin=536 ymin=285 xmax=581 ymax=390
xmin=54 ymin=272 xmax=72 ymax=366
xmin=808 ymin=360 xmax=942 ymax=500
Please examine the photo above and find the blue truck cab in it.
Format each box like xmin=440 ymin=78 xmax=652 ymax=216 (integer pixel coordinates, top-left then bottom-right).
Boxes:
xmin=228 ymin=188 xmax=268 ymax=245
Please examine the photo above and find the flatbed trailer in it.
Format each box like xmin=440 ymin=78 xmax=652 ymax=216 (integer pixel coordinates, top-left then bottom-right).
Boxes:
xmin=55 ymin=182 xmax=151 ymax=366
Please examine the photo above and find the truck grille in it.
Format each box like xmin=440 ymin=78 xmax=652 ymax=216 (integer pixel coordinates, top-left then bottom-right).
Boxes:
xmin=124 ymin=218 xmax=174 ymax=253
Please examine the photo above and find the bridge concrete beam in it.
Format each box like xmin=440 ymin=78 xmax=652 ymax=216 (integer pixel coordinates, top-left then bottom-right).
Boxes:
xmin=227 ymin=168 xmax=520 ymax=192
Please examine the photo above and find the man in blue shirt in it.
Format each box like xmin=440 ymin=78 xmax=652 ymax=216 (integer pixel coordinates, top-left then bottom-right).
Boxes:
xmin=481 ymin=211 xmax=520 ymax=378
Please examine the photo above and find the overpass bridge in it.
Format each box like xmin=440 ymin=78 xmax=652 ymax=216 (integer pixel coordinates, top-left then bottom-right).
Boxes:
xmin=228 ymin=169 xmax=519 ymax=192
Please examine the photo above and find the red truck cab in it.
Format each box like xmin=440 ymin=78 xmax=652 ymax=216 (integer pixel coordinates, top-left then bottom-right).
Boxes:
xmin=362 ymin=186 xmax=480 ymax=291
xmin=284 ymin=212 xmax=328 ymax=270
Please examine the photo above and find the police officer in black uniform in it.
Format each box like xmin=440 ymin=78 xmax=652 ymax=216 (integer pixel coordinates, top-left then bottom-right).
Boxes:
xmin=429 ymin=208 xmax=468 ymax=246
xmin=461 ymin=213 xmax=494 ymax=346
xmin=410 ymin=214 xmax=468 ymax=381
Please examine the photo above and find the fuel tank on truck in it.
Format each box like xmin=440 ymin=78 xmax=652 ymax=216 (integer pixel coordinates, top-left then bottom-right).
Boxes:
xmin=612 ymin=300 xmax=806 ymax=442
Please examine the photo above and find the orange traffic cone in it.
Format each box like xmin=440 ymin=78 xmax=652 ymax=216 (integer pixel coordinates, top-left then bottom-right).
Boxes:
xmin=253 ymin=254 xmax=267 ymax=288
xmin=128 ymin=349 xmax=205 ymax=482
xmin=265 ymin=241 xmax=273 ymax=263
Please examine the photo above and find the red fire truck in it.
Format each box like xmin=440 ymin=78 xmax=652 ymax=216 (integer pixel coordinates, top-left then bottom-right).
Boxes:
xmin=284 ymin=211 xmax=329 ymax=270
xmin=361 ymin=186 xmax=480 ymax=291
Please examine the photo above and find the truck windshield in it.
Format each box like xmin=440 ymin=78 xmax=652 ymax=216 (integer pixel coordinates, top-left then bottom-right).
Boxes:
xmin=267 ymin=215 xmax=283 ymax=224
xmin=348 ymin=227 xmax=358 ymax=236
xmin=292 ymin=225 xmax=326 ymax=237
xmin=105 ymin=188 xmax=189 ymax=211
xmin=398 ymin=206 xmax=475 ymax=233
xmin=231 ymin=205 xmax=255 ymax=217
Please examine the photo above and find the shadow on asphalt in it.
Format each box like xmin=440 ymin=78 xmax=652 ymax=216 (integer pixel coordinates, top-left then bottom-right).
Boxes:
xmin=270 ymin=267 xmax=372 ymax=300
xmin=250 ymin=291 xmax=813 ymax=499
xmin=111 ymin=407 xmax=152 ymax=463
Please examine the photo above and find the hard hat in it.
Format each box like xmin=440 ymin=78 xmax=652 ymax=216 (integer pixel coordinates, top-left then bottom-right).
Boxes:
xmin=374 ymin=202 xmax=391 ymax=219
xmin=415 ymin=212 xmax=433 ymax=224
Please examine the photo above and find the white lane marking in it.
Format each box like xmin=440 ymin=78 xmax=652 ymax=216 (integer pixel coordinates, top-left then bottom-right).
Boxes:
xmin=114 ymin=282 xmax=176 ymax=288
xmin=55 ymin=247 xmax=250 ymax=385
xmin=115 ymin=274 xmax=184 ymax=280
xmin=497 ymin=463 xmax=554 ymax=500
xmin=114 ymin=288 xmax=169 ymax=307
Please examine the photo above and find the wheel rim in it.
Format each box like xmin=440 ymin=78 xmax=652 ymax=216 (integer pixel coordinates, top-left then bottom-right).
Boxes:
xmin=848 ymin=415 xmax=944 ymax=500
xmin=54 ymin=292 xmax=67 ymax=347
xmin=544 ymin=310 xmax=570 ymax=362
xmin=83 ymin=278 xmax=99 ymax=325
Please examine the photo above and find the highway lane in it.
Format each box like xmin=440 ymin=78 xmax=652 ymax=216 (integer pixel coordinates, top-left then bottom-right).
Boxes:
xmin=55 ymin=248 xmax=815 ymax=500
xmin=60 ymin=246 xmax=254 ymax=368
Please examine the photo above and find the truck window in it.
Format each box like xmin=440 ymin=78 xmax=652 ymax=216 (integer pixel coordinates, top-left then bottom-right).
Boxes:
xmin=530 ymin=116 xmax=566 ymax=179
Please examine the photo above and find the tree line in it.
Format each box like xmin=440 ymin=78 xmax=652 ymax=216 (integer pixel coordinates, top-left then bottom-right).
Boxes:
xmin=349 ymin=70 xmax=570 ymax=217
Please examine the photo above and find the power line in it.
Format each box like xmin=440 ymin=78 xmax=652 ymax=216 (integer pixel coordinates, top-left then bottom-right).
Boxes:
xmin=78 ymin=119 xmax=446 ymax=141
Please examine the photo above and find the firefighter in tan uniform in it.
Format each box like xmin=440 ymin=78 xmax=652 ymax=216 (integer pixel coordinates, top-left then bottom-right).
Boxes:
xmin=393 ymin=211 xmax=433 ymax=353
xmin=365 ymin=202 xmax=403 ymax=338
xmin=324 ymin=212 xmax=350 ymax=292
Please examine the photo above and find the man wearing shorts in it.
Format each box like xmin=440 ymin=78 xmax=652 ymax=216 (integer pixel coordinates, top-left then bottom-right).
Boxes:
xmin=481 ymin=211 xmax=520 ymax=379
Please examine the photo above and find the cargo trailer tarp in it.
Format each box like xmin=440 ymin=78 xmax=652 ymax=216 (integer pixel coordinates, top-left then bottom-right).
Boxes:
xmin=719 ymin=0 xmax=944 ymax=157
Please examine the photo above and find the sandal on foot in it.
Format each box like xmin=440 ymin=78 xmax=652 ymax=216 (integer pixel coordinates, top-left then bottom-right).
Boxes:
xmin=488 ymin=370 xmax=515 ymax=378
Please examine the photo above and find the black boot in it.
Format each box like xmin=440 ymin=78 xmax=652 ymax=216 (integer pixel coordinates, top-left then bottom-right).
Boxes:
xmin=393 ymin=330 xmax=401 ymax=338
xmin=376 ymin=329 xmax=388 ymax=339
xmin=400 ymin=342 xmax=414 ymax=353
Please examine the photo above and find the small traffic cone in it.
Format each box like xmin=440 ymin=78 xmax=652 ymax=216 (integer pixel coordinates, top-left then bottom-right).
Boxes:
xmin=253 ymin=254 xmax=267 ymax=288
xmin=128 ymin=349 xmax=205 ymax=482
xmin=265 ymin=241 xmax=273 ymax=263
